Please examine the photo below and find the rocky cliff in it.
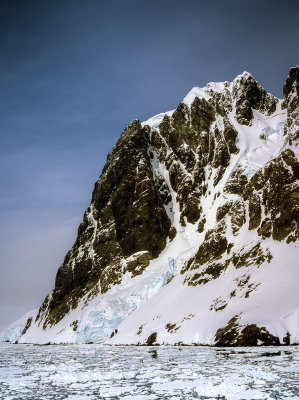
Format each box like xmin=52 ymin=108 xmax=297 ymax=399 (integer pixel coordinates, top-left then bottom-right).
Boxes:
xmin=3 ymin=67 xmax=298 ymax=346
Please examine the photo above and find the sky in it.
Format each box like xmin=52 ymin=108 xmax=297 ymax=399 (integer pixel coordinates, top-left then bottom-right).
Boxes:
xmin=0 ymin=0 xmax=298 ymax=330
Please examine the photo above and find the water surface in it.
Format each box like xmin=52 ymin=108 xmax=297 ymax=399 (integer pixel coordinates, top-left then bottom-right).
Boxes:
xmin=0 ymin=343 xmax=298 ymax=399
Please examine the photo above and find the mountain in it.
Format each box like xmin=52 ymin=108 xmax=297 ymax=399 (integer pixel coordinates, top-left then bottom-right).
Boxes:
xmin=2 ymin=67 xmax=298 ymax=346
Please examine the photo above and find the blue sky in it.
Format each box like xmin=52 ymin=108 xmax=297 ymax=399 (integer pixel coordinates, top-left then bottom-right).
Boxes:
xmin=0 ymin=0 xmax=298 ymax=329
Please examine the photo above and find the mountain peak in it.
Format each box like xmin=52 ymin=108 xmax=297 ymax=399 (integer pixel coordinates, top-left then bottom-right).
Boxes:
xmin=2 ymin=68 xmax=298 ymax=347
xmin=234 ymin=70 xmax=253 ymax=81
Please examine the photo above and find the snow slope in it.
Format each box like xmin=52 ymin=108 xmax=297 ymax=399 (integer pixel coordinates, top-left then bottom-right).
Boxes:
xmin=0 ymin=309 xmax=37 ymax=343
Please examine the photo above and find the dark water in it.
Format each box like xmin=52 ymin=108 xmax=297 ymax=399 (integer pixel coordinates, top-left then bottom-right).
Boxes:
xmin=0 ymin=343 xmax=298 ymax=399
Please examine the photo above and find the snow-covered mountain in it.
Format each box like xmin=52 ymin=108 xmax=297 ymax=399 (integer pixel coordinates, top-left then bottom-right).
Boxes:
xmin=2 ymin=67 xmax=298 ymax=346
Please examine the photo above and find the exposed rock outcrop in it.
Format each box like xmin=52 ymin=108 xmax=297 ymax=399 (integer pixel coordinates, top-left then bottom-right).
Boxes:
xmin=44 ymin=120 xmax=171 ymax=326
xmin=283 ymin=66 xmax=299 ymax=144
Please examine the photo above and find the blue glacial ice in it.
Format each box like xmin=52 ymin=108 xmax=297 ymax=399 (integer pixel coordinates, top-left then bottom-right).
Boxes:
xmin=76 ymin=257 xmax=178 ymax=343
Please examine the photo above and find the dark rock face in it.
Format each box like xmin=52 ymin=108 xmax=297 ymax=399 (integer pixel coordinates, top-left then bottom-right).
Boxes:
xmin=125 ymin=252 xmax=151 ymax=278
xmin=229 ymin=200 xmax=246 ymax=235
xmin=231 ymin=242 xmax=272 ymax=269
xmin=224 ymin=166 xmax=248 ymax=195
xmin=184 ymin=148 xmax=297 ymax=289
xmin=240 ymin=69 xmax=299 ymax=242
xmin=21 ymin=317 xmax=33 ymax=336
xmin=92 ymin=120 xmax=170 ymax=258
xmin=193 ymin=226 xmax=228 ymax=267
xmin=248 ymin=193 xmax=262 ymax=230
xmin=42 ymin=120 xmax=172 ymax=326
xmin=150 ymin=95 xmax=240 ymax=227
xmin=216 ymin=201 xmax=233 ymax=222
xmin=181 ymin=66 xmax=299 ymax=287
xmin=215 ymin=316 xmax=280 ymax=346
xmin=182 ymin=221 xmax=231 ymax=286
xmin=283 ymin=66 xmax=299 ymax=144
xmin=243 ymin=149 xmax=299 ymax=242
xmin=146 ymin=332 xmax=158 ymax=345
xmin=39 ymin=83 xmax=242 ymax=326
xmin=232 ymin=72 xmax=277 ymax=126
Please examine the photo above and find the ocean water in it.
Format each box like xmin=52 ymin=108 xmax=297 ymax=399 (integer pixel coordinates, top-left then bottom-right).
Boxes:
xmin=0 ymin=343 xmax=298 ymax=399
